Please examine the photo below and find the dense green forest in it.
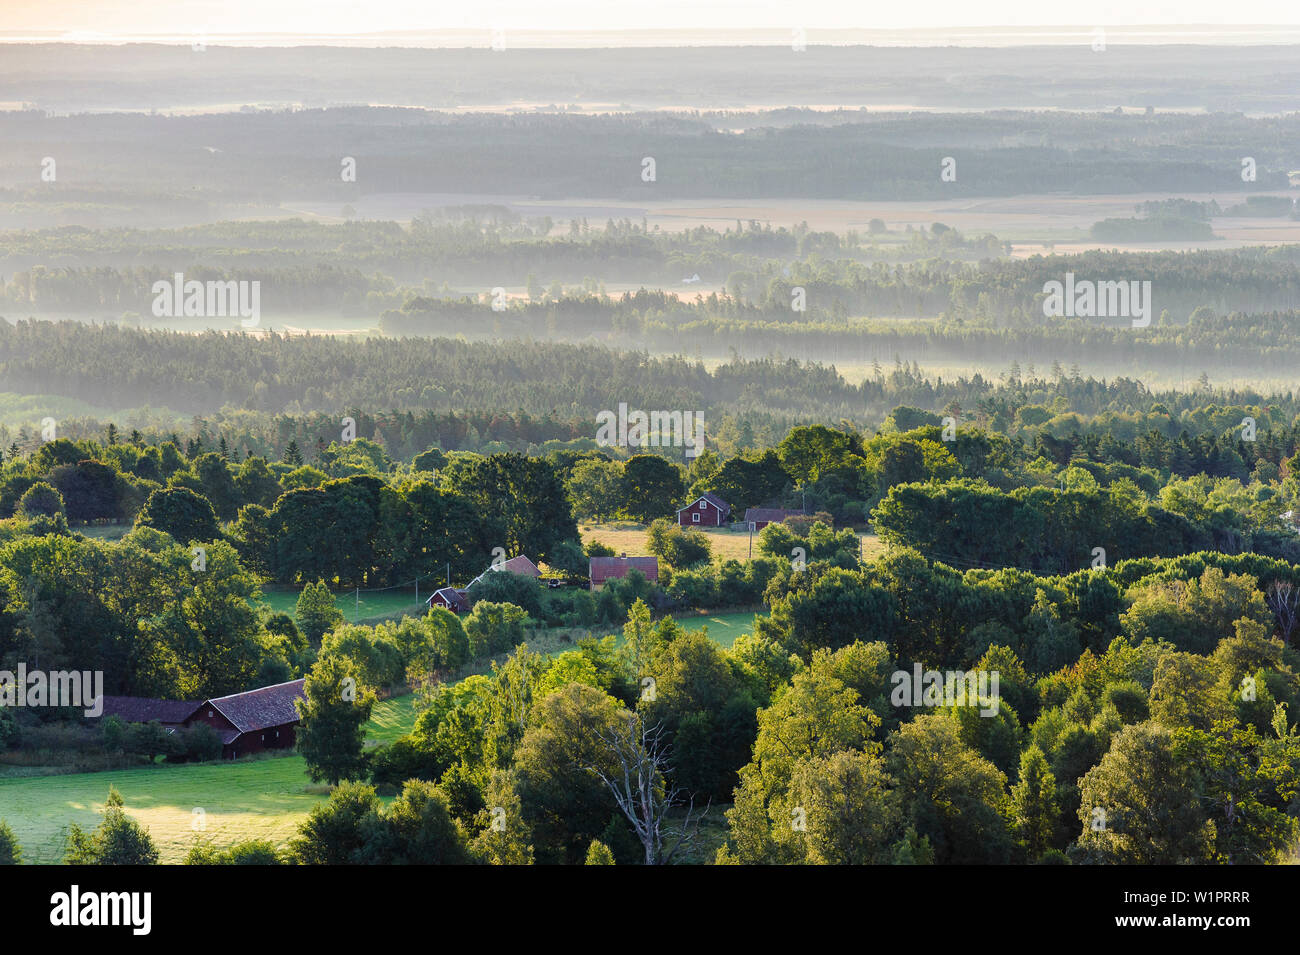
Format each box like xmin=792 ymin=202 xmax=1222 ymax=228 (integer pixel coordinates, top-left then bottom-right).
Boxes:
xmin=6 ymin=405 xmax=1300 ymax=865
xmin=5 ymin=315 xmax=1300 ymax=444
xmin=0 ymin=217 xmax=996 ymax=292
xmin=7 ymin=233 xmax=1300 ymax=375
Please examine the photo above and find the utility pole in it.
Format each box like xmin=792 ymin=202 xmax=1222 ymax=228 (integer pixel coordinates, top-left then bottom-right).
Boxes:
xmin=355 ymin=586 xmax=360 ymax=621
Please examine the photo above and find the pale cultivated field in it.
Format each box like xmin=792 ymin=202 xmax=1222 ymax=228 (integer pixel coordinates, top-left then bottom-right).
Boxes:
xmin=581 ymin=523 xmax=884 ymax=563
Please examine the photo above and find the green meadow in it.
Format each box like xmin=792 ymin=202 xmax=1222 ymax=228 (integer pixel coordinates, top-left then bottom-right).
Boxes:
xmin=0 ymin=615 xmax=759 ymax=863
xmin=257 ymin=585 xmax=430 ymax=624
xmin=0 ymin=695 xmax=416 ymax=865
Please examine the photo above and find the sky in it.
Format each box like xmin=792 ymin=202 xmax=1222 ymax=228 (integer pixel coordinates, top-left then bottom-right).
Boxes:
xmin=3 ymin=0 xmax=1300 ymax=43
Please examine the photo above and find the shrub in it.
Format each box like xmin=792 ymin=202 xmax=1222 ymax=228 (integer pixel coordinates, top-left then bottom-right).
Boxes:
xmin=180 ymin=723 xmax=224 ymax=762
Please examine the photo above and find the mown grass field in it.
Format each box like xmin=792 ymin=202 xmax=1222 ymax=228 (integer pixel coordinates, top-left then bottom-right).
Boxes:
xmin=257 ymin=585 xmax=429 ymax=623
xmin=0 ymin=695 xmax=417 ymax=865
xmin=662 ymin=611 xmax=757 ymax=649
xmin=0 ymin=612 xmax=760 ymax=864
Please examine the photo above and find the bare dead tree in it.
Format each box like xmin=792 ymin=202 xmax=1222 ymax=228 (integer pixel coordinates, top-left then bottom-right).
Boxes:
xmin=1267 ymin=580 xmax=1300 ymax=645
xmin=579 ymin=714 xmax=706 ymax=865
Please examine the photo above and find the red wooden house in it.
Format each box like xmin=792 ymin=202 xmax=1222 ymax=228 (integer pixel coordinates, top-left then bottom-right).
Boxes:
xmin=589 ymin=555 xmax=659 ymax=590
xmin=98 ymin=679 xmax=308 ymax=760
xmin=676 ymin=492 xmax=730 ymax=527
xmin=184 ymin=678 xmax=306 ymax=760
xmin=427 ymin=586 xmax=470 ymax=614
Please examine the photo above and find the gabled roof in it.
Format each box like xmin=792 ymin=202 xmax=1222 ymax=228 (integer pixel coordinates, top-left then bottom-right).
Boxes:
xmin=498 ymin=555 xmax=541 ymax=576
xmin=468 ymin=554 xmax=541 ymax=589
xmin=99 ymin=696 xmax=200 ymax=725
xmin=426 ymin=587 xmax=470 ymax=611
xmin=678 ymin=491 xmax=730 ymax=515
xmin=202 ymin=679 xmax=306 ymax=734
xmin=589 ymin=555 xmax=659 ymax=581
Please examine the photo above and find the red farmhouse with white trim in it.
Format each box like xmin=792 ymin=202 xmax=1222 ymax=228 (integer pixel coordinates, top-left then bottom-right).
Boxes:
xmin=676 ymin=492 xmax=730 ymax=527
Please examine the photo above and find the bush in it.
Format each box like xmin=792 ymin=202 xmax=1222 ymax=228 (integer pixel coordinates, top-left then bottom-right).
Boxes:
xmin=126 ymin=720 xmax=184 ymax=762
xmin=180 ymin=723 xmax=224 ymax=762
xmin=783 ymin=511 xmax=834 ymax=534
xmin=646 ymin=518 xmax=712 ymax=567
xmin=0 ymin=820 xmax=22 ymax=864
xmin=546 ymin=539 xmax=589 ymax=577
xmin=369 ymin=736 xmax=441 ymax=789
xmin=667 ymin=566 xmax=718 ymax=608
xmin=185 ymin=837 xmax=283 ymax=864
xmin=0 ymin=708 xmax=19 ymax=750
xmin=467 ymin=570 xmax=543 ymax=617
xmin=16 ymin=481 xmax=65 ymax=519
xmin=64 ymin=787 xmax=160 ymax=865
xmin=464 ymin=601 xmax=530 ymax=656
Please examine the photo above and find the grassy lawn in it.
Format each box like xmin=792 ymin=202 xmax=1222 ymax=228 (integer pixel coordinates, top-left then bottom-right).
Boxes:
xmin=0 ymin=695 xmax=421 ymax=865
xmin=0 ymin=612 xmax=761 ymax=864
xmin=668 ymin=611 xmax=758 ymax=649
xmin=531 ymin=611 xmax=761 ymax=653
xmin=364 ymin=694 xmax=420 ymax=747
xmin=257 ymin=585 xmax=430 ymax=624
xmin=72 ymin=523 xmax=132 ymax=542
xmin=581 ymin=522 xmax=883 ymax=563
xmin=0 ymin=754 xmax=324 ymax=864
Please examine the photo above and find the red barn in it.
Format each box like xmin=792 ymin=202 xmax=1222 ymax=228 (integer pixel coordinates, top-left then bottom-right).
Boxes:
xmin=676 ymin=492 xmax=730 ymax=527
xmin=589 ymin=555 xmax=659 ymax=590
xmin=184 ymin=679 xmax=306 ymax=760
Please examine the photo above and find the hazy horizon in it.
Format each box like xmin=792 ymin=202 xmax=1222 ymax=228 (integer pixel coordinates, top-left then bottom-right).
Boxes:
xmin=6 ymin=0 xmax=1300 ymax=48
xmin=4 ymin=25 xmax=1300 ymax=48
